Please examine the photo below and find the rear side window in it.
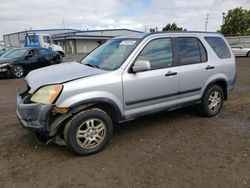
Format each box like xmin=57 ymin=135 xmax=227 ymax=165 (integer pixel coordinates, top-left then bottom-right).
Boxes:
xmin=38 ymin=48 xmax=50 ymax=55
xmin=177 ymin=37 xmax=207 ymax=65
xmin=205 ymin=37 xmax=231 ymax=59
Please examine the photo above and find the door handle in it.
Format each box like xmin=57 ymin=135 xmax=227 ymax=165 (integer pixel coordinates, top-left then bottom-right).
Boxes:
xmin=205 ymin=65 xmax=215 ymax=70
xmin=165 ymin=71 xmax=177 ymax=76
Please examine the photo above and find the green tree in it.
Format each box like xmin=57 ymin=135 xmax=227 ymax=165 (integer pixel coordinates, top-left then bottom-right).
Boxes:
xmin=162 ymin=23 xmax=185 ymax=31
xmin=221 ymin=7 xmax=250 ymax=36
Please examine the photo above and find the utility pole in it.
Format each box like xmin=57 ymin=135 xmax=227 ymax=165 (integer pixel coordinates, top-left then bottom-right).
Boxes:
xmin=144 ymin=25 xmax=147 ymax=33
xmin=222 ymin=12 xmax=226 ymax=25
xmin=205 ymin=14 xmax=209 ymax=32
xmin=63 ymin=19 xmax=65 ymax=29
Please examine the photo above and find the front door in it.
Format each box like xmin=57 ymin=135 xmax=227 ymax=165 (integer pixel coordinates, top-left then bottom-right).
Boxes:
xmin=25 ymin=49 xmax=42 ymax=70
xmin=122 ymin=38 xmax=179 ymax=118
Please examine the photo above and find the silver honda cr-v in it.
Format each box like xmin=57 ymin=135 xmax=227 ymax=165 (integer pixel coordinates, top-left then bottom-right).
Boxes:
xmin=16 ymin=32 xmax=236 ymax=155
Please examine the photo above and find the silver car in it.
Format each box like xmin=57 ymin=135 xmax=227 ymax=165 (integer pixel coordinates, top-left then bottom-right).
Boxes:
xmin=16 ymin=32 xmax=236 ymax=155
xmin=231 ymin=44 xmax=250 ymax=57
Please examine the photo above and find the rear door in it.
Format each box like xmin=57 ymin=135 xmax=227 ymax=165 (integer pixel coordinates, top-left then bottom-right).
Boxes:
xmin=174 ymin=37 xmax=212 ymax=104
xmin=122 ymin=37 xmax=179 ymax=118
xmin=38 ymin=48 xmax=53 ymax=66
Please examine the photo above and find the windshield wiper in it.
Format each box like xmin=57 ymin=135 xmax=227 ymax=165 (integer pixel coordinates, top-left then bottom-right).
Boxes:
xmin=84 ymin=63 xmax=99 ymax=69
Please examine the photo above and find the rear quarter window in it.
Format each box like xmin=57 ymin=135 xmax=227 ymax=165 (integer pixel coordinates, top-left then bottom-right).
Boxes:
xmin=205 ymin=37 xmax=231 ymax=59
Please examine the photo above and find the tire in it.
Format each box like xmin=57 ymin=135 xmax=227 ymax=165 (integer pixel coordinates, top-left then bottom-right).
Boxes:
xmin=200 ymin=85 xmax=224 ymax=117
xmin=64 ymin=108 xmax=113 ymax=156
xmin=11 ymin=65 xmax=24 ymax=78
xmin=247 ymin=51 xmax=250 ymax=57
xmin=59 ymin=53 xmax=64 ymax=62
xmin=54 ymin=55 xmax=61 ymax=63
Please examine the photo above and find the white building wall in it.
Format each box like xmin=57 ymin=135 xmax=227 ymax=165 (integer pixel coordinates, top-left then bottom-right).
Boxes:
xmin=3 ymin=35 xmax=9 ymax=46
xmin=7 ymin=33 xmax=21 ymax=47
xmin=19 ymin=32 xmax=26 ymax=47
xmin=76 ymin=39 xmax=100 ymax=53
xmin=3 ymin=31 xmax=27 ymax=47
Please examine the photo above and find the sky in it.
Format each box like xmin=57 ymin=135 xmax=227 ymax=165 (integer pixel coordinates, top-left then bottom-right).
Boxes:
xmin=0 ymin=0 xmax=250 ymax=39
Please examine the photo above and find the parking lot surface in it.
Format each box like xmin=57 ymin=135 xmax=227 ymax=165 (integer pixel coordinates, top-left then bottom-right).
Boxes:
xmin=0 ymin=57 xmax=249 ymax=188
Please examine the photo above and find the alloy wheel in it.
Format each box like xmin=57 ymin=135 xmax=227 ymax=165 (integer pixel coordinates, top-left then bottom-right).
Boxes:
xmin=208 ymin=91 xmax=222 ymax=112
xmin=12 ymin=65 xmax=24 ymax=78
xmin=76 ymin=118 xmax=106 ymax=150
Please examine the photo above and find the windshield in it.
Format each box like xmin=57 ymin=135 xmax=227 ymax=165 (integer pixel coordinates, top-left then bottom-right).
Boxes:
xmin=81 ymin=39 xmax=140 ymax=70
xmin=1 ymin=49 xmax=27 ymax=58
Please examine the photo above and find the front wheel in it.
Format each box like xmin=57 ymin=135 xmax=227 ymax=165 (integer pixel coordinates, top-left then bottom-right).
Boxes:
xmin=64 ymin=108 xmax=113 ymax=156
xmin=247 ymin=51 xmax=250 ymax=57
xmin=200 ymin=85 xmax=224 ymax=117
xmin=11 ymin=65 xmax=24 ymax=78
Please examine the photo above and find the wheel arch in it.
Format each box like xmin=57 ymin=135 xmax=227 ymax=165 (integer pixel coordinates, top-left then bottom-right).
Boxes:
xmin=8 ymin=64 xmax=26 ymax=77
xmin=49 ymin=98 xmax=124 ymax=137
xmin=70 ymin=97 xmax=124 ymax=122
xmin=57 ymin=51 xmax=65 ymax=57
xmin=203 ymin=78 xmax=228 ymax=100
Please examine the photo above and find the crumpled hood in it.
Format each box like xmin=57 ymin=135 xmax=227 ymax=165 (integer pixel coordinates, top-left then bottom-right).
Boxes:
xmin=26 ymin=62 xmax=106 ymax=93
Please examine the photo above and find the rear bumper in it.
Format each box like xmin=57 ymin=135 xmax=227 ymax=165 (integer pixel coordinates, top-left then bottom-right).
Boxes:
xmin=16 ymin=89 xmax=52 ymax=142
xmin=228 ymin=72 xmax=237 ymax=91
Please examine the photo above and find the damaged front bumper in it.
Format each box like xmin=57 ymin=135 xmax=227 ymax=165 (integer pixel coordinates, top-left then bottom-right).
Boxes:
xmin=16 ymin=88 xmax=54 ymax=143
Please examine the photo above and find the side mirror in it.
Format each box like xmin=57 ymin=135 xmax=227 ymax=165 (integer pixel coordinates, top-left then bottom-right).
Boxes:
xmin=132 ymin=60 xmax=151 ymax=73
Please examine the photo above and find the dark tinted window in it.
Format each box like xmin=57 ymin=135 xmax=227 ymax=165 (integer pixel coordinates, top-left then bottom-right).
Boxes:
xmin=198 ymin=40 xmax=207 ymax=62
xmin=136 ymin=38 xmax=173 ymax=70
xmin=38 ymin=48 xmax=50 ymax=55
xmin=28 ymin=49 xmax=38 ymax=57
xmin=177 ymin=37 xmax=207 ymax=65
xmin=205 ymin=37 xmax=231 ymax=59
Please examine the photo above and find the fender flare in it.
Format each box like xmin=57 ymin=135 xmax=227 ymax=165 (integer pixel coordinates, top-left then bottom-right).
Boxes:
xmin=70 ymin=97 xmax=124 ymax=121
xmin=202 ymin=78 xmax=229 ymax=100
xmin=49 ymin=97 xmax=124 ymax=137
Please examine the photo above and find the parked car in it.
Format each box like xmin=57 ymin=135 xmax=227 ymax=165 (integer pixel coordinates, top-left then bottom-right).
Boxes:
xmin=231 ymin=44 xmax=250 ymax=57
xmin=16 ymin=32 xmax=236 ymax=155
xmin=0 ymin=47 xmax=61 ymax=78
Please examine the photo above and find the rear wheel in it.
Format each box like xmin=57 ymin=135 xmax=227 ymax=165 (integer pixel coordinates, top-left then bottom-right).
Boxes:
xmin=59 ymin=52 xmax=64 ymax=62
xmin=54 ymin=55 xmax=61 ymax=63
xmin=11 ymin=65 xmax=24 ymax=78
xmin=200 ymin=85 xmax=224 ymax=117
xmin=64 ymin=108 xmax=113 ymax=156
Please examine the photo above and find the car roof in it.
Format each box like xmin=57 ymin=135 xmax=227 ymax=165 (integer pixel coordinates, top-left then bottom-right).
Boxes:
xmin=114 ymin=31 xmax=222 ymax=40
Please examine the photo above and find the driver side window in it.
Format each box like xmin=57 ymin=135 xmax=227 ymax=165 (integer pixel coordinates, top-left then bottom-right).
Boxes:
xmin=28 ymin=49 xmax=38 ymax=57
xmin=135 ymin=38 xmax=173 ymax=70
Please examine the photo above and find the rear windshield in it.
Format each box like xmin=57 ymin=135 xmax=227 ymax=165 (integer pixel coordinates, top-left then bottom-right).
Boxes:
xmin=205 ymin=37 xmax=231 ymax=59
